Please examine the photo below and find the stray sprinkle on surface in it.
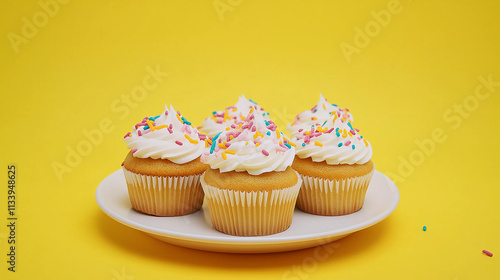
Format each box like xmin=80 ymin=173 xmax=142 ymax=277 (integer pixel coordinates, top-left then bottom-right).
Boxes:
xmin=423 ymin=226 xmax=427 ymax=231
xmin=482 ymin=250 xmax=493 ymax=257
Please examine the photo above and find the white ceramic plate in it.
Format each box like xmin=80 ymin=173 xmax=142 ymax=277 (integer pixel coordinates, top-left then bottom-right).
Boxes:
xmin=96 ymin=169 xmax=399 ymax=254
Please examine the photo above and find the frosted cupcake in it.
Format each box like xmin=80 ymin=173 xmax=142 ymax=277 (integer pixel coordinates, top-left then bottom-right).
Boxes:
xmin=287 ymin=94 xmax=353 ymax=137
xmin=200 ymin=110 xmax=301 ymax=236
xmin=122 ymin=105 xmax=207 ymax=216
xmin=200 ymin=95 xmax=271 ymax=138
xmin=292 ymin=112 xmax=374 ymax=216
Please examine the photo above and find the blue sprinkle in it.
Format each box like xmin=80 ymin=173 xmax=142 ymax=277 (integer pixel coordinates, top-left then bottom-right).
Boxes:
xmin=352 ymin=145 xmax=355 ymax=150
xmin=212 ymin=111 xmax=217 ymax=115
xmin=213 ymin=132 xmax=222 ymax=142
xmin=266 ymin=131 xmax=271 ymax=136
xmin=265 ymin=120 xmax=270 ymax=126
xmin=360 ymin=135 xmax=363 ymax=139
xmin=210 ymin=141 xmax=216 ymax=154
xmin=336 ymin=132 xmax=340 ymax=137
xmin=322 ymin=121 xmax=327 ymax=127
xmin=148 ymin=117 xmax=155 ymax=121
xmin=423 ymin=226 xmax=427 ymax=231
xmin=284 ymin=143 xmax=291 ymax=149
xmin=338 ymin=143 xmax=343 ymax=147
xmin=153 ymin=115 xmax=161 ymax=120
xmin=302 ymin=143 xmax=306 ymax=147
xmin=332 ymin=103 xmax=337 ymax=107
xmin=347 ymin=122 xmax=353 ymax=130
xmin=336 ymin=127 xmax=339 ymax=132
xmin=249 ymin=99 xmax=258 ymax=104
xmin=144 ymin=125 xmax=150 ymax=130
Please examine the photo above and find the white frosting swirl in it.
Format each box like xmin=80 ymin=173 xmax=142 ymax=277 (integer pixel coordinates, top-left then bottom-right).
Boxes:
xmin=201 ymin=112 xmax=295 ymax=175
xmin=293 ymin=112 xmax=372 ymax=165
xmin=287 ymin=94 xmax=354 ymax=137
xmin=123 ymin=104 xmax=205 ymax=164
xmin=200 ymin=95 xmax=271 ymax=138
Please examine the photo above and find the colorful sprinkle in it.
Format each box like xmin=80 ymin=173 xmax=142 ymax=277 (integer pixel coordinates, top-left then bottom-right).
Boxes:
xmin=315 ymin=141 xmax=323 ymax=147
xmin=131 ymin=149 xmax=138 ymax=153
xmin=423 ymin=226 xmax=427 ymax=231
xmin=262 ymin=149 xmax=269 ymax=156
xmin=184 ymin=134 xmax=199 ymax=144
xmin=175 ymin=141 xmax=183 ymax=146
xmin=221 ymin=152 xmax=227 ymax=160
xmin=338 ymin=143 xmax=343 ymax=147
xmin=482 ymin=250 xmax=493 ymax=257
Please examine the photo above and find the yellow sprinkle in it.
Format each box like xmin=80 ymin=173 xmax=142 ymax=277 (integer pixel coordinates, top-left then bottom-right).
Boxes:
xmin=176 ymin=114 xmax=183 ymax=122
xmin=232 ymin=108 xmax=237 ymax=112
xmin=223 ymin=109 xmax=229 ymax=121
xmin=204 ymin=139 xmax=209 ymax=148
xmin=225 ymin=150 xmax=236 ymax=155
xmin=240 ymin=115 xmax=246 ymax=120
xmin=155 ymin=124 xmax=168 ymax=130
xmin=312 ymin=116 xmax=317 ymax=120
xmin=218 ymin=142 xmax=226 ymax=148
xmin=249 ymin=107 xmax=254 ymax=114
xmin=276 ymin=129 xmax=281 ymax=139
xmin=225 ymin=127 xmax=231 ymax=131
xmin=316 ymin=127 xmax=324 ymax=133
xmin=315 ymin=141 xmax=323 ymax=147
xmin=229 ymin=135 xmax=234 ymax=140
xmin=147 ymin=119 xmax=156 ymax=131
xmin=279 ymin=141 xmax=283 ymax=145
xmin=184 ymin=134 xmax=199 ymax=144
xmin=221 ymin=152 xmax=227 ymax=160
xmin=348 ymin=132 xmax=353 ymax=137
xmin=305 ymin=131 xmax=310 ymax=135
xmin=245 ymin=142 xmax=248 ymax=145
xmin=333 ymin=115 xmax=338 ymax=122
xmin=341 ymin=118 xmax=346 ymax=122
xmin=288 ymin=141 xmax=296 ymax=147
xmin=291 ymin=122 xmax=296 ymax=126
xmin=322 ymin=104 xmax=326 ymax=110
xmin=342 ymin=129 xmax=348 ymax=138
xmin=207 ymin=139 xmax=212 ymax=145
xmin=364 ymin=139 xmax=368 ymax=146
xmin=255 ymin=142 xmax=260 ymax=147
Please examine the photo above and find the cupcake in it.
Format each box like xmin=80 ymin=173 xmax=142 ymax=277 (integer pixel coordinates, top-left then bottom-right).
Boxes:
xmin=122 ymin=105 xmax=207 ymax=216
xmin=200 ymin=110 xmax=301 ymax=236
xmin=291 ymin=111 xmax=374 ymax=216
xmin=200 ymin=95 xmax=271 ymax=138
xmin=287 ymin=94 xmax=353 ymax=137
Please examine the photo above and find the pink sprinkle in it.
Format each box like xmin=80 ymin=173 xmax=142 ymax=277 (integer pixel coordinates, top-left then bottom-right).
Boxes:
xmin=304 ymin=135 xmax=311 ymax=143
xmin=225 ymin=142 xmax=231 ymax=148
xmin=181 ymin=123 xmax=187 ymax=133
xmin=121 ymin=162 xmax=124 ymax=166
xmin=234 ymin=132 xmax=241 ymax=139
xmin=325 ymin=128 xmax=334 ymax=134
xmin=251 ymin=126 xmax=257 ymax=132
xmin=164 ymin=111 xmax=168 ymax=115
xmin=262 ymin=150 xmax=269 ymax=156
xmin=482 ymin=250 xmax=493 ymax=257
xmin=298 ymin=129 xmax=303 ymax=133
xmin=177 ymin=111 xmax=181 ymax=115
xmin=231 ymin=124 xmax=236 ymax=129
xmin=337 ymin=112 xmax=341 ymax=117
xmin=186 ymin=125 xmax=192 ymax=134
xmin=276 ymin=146 xmax=287 ymax=152
xmin=143 ymin=129 xmax=151 ymax=135
xmin=237 ymin=130 xmax=248 ymax=140
xmin=138 ymin=130 xmax=142 ymax=136
xmin=226 ymin=135 xmax=231 ymax=142
xmin=355 ymin=128 xmax=360 ymax=132
xmin=124 ymin=132 xmax=131 ymax=139
xmin=200 ymin=154 xmax=206 ymax=162
xmin=142 ymin=117 xmax=148 ymax=122
xmin=131 ymin=149 xmax=138 ymax=153
xmin=167 ymin=127 xmax=173 ymax=134
xmin=175 ymin=141 xmax=183 ymax=146
xmin=198 ymin=133 xmax=207 ymax=140
xmin=350 ymin=129 xmax=356 ymax=135
xmin=344 ymin=141 xmax=351 ymax=146
xmin=248 ymin=114 xmax=255 ymax=120
xmin=215 ymin=146 xmax=221 ymax=152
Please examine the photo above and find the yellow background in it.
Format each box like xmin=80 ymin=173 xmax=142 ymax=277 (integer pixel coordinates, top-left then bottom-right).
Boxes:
xmin=1 ymin=0 xmax=499 ymax=279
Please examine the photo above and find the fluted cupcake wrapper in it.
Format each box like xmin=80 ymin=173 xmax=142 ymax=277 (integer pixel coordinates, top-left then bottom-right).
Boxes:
xmin=123 ymin=167 xmax=204 ymax=216
xmin=296 ymin=167 xmax=375 ymax=216
xmin=200 ymin=172 xmax=302 ymax=236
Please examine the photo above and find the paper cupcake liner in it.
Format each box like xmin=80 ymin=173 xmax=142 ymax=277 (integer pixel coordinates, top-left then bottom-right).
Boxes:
xmin=123 ymin=167 xmax=204 ymax=216
xmin=296 ymin=167 xmax=375 ymax=216
xmin=200 ymin=172 xmax=302 ymax=236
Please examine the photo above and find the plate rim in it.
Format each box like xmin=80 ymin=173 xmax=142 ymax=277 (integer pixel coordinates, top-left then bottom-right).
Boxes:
xmin=96 ymin=169 xmax=399 ymax=244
